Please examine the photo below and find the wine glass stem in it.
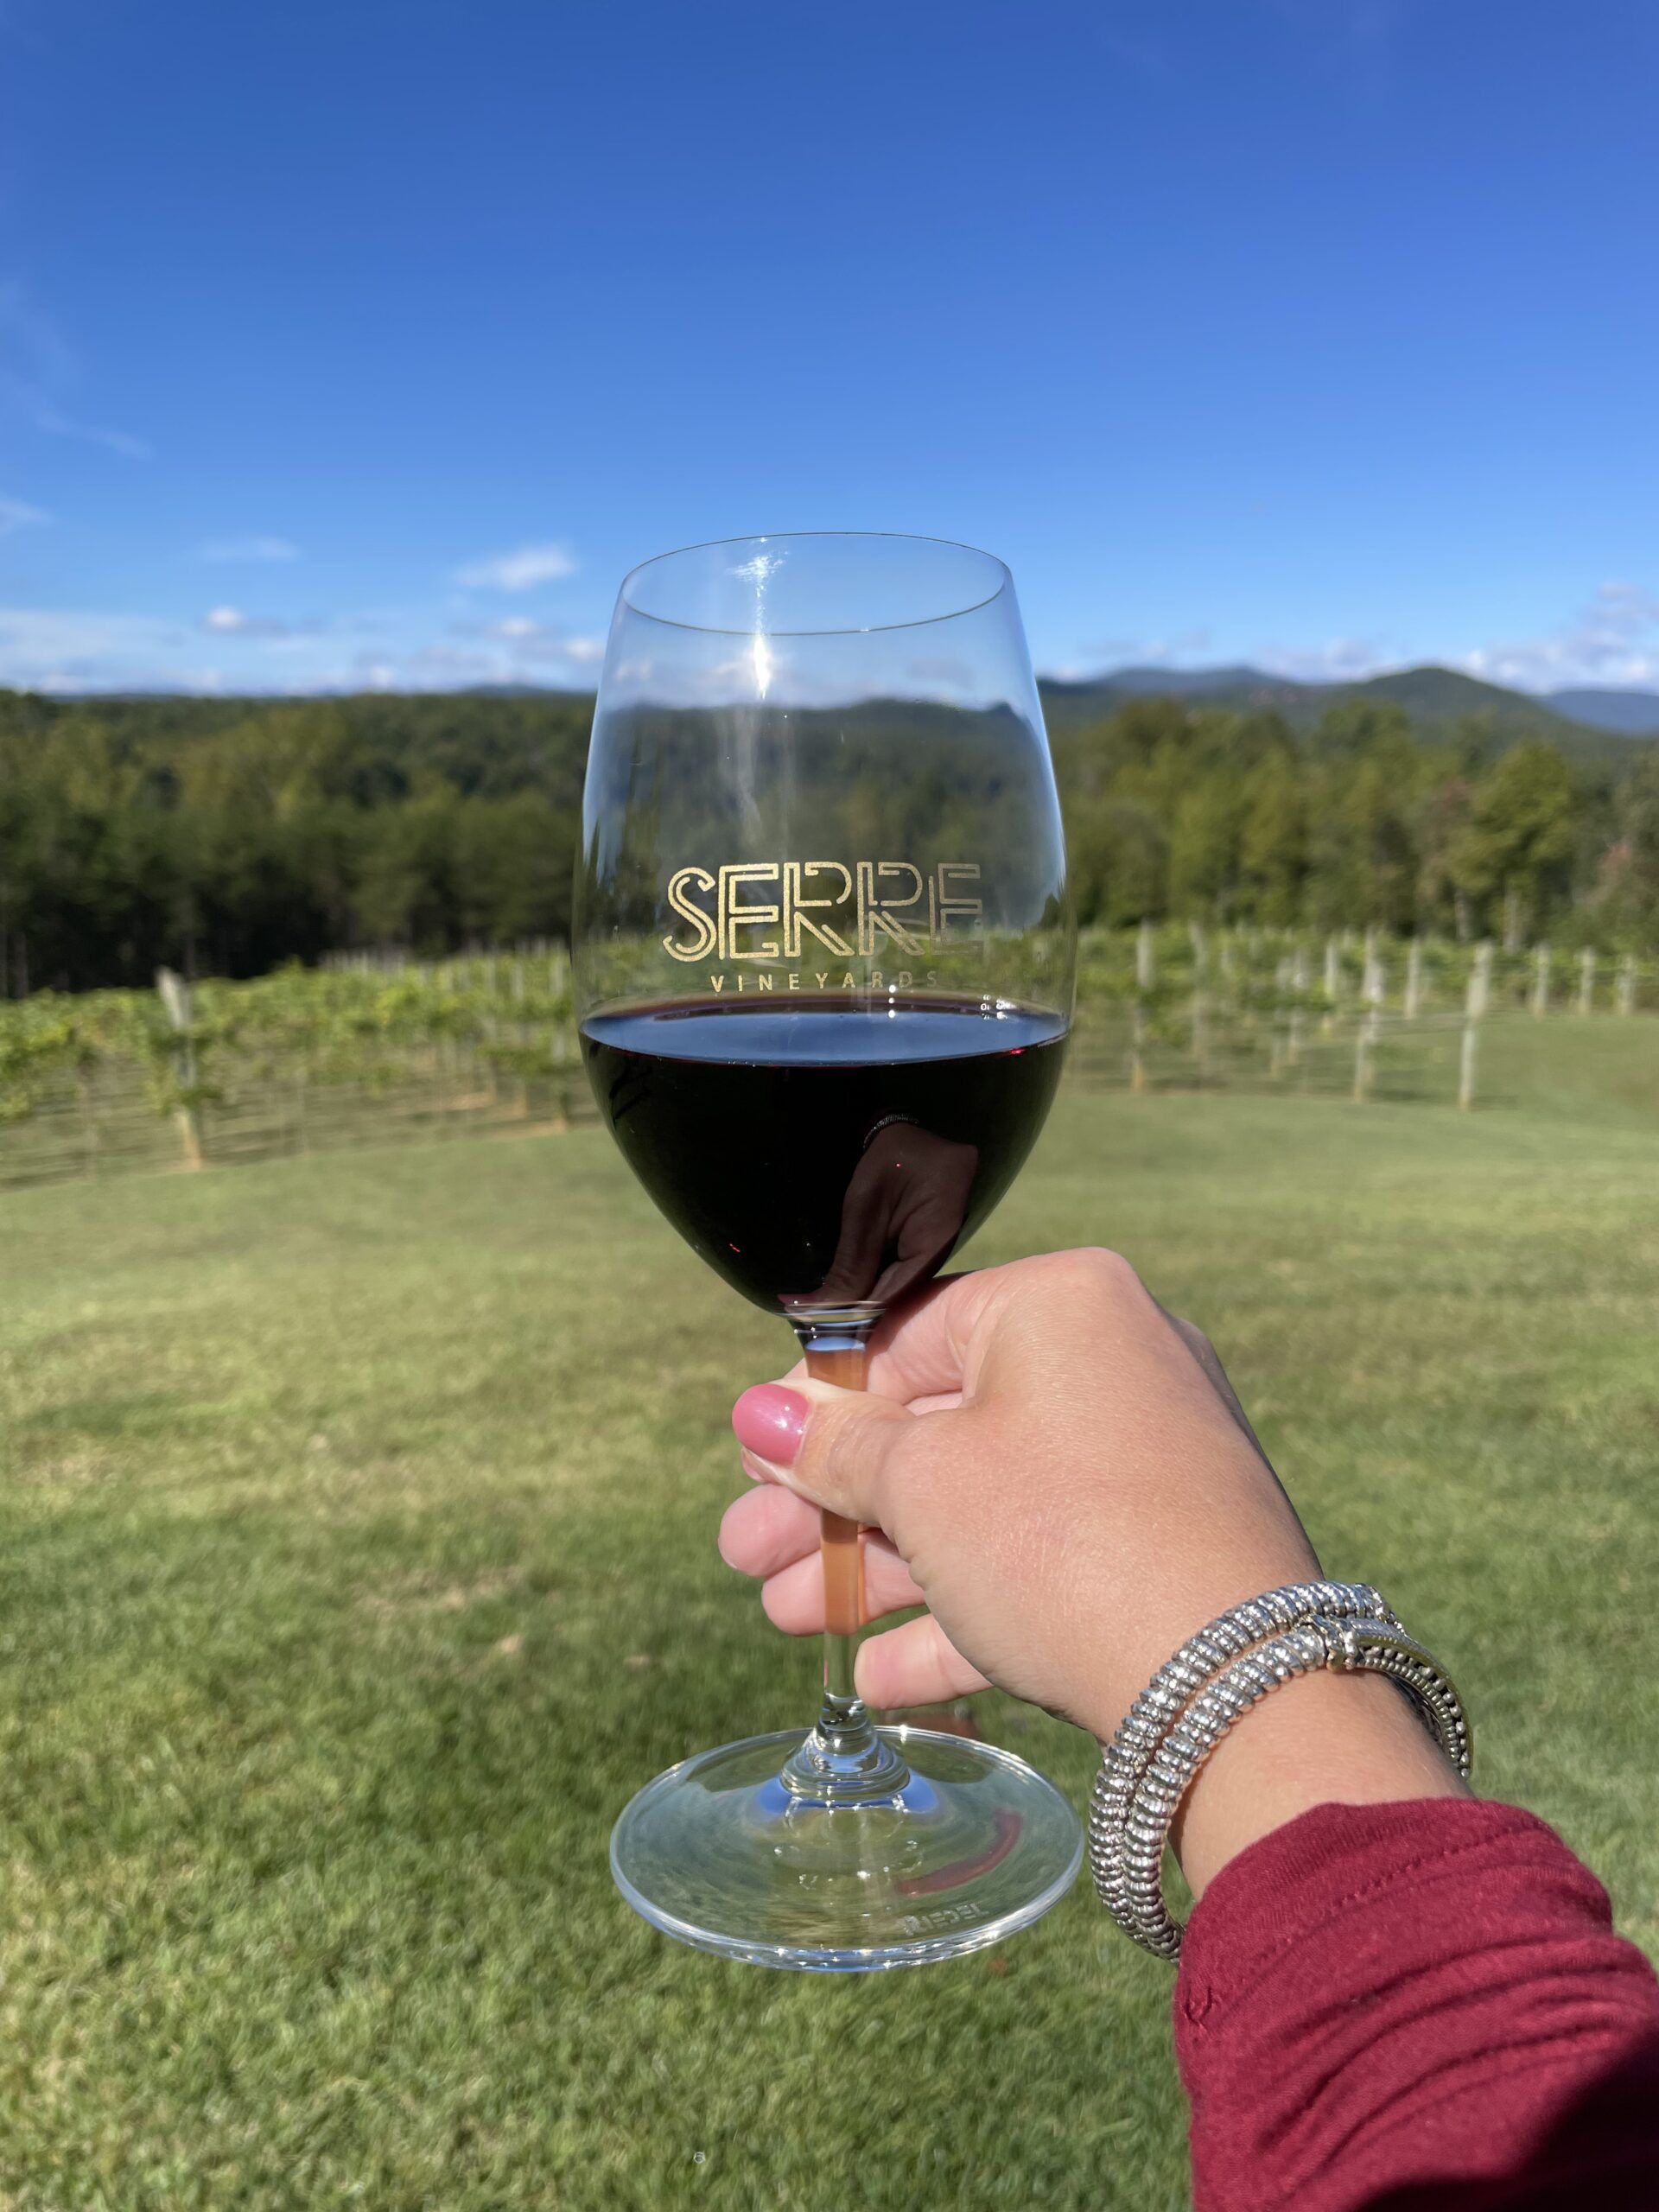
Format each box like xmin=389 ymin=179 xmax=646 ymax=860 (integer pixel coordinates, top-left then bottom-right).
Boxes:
xmin=773 ymin=1319 xmax=910 ymax=1802
xmin=805 ymin=1338 xmax=868 ymax=1711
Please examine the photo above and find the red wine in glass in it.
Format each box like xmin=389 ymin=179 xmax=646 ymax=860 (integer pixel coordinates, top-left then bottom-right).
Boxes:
xmin=581 ymin=995 xmax=1067 ymax=1313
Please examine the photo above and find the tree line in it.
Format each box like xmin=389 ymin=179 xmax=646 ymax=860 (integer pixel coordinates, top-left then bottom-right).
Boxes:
xmin=1054 ymin=695 xmax=1658 ymax=950
xmin=3 ymin=683 xmax=1657 ymax=995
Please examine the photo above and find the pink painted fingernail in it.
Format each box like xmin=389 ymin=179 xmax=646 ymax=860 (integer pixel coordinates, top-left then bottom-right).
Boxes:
xmin=732 ymin=1384 xmax=809 ymax=1465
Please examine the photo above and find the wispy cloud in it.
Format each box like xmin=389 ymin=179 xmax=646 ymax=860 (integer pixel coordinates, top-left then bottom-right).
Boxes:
xmin=1084 ymin=628 xmax=1215 ymax=666
xmin=0 ymin=606 xmax=190 ymax=690
xmin=0 ymin=282 xmax=154 ymax=463
xmin=483 ymin=614 xmax=554 ymax=645
xmin=200 ymin=534 xmax=299 ymax=563
xmin=0 ymin=497 xmax=48 ymax=535
xmin=1464 ymin=582 xmax=1659 ymax=693
xmin=474 ymin=615 xmax=577 ymax=656
xmin=1049 ymin=632 xmax=1395 ymax=687
xmin=1090 ymin=22 xmax=1172 ymax=76
xmin=1 ymin=593 xmax=601 ymax=696
xmin=1256 ymin=637 xmax=1394 ymax=682
xmin=456 ymin=614 xmax=605 ymax=670
xmin=0 ymin=282 xmax=75 ymax=387
xmin=454 ymin=541 xmax=577 ymax=591
xmin=1265 ymin=0 xmax=1415 ymax=54
xmin=34 ymin=407 xmax=152 ymax=461
xmin=408 ymin=644 xmax=497 ymax=680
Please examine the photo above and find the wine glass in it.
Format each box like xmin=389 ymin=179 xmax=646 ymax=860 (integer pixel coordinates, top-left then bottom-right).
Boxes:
xmin=574 ymin=532 xmax=1082 ymax=1969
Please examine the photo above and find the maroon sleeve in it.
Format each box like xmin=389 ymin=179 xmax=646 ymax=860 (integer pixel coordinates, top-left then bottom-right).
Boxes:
xmin=1173 ymin=1798 xmax=1659 ymax=2211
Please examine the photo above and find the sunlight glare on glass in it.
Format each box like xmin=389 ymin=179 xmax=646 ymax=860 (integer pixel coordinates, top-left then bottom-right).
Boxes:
xmin=732 ymin=548 xmax=784 ymax=700
xmin=730 ymin=550 xmax=785 ymax=588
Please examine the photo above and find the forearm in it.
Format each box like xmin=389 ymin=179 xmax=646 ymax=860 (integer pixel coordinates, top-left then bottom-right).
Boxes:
xmin=1174 ymin=1796 xmax=1659 ymax=2211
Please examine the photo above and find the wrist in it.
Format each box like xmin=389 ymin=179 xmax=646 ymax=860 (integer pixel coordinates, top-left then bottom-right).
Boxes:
xmin=1172 ymin=1667 xmax=1470 ymax=1901
xmin=1084 ymin=1578 xmax=1473 ymax=1958
xmin=1069 ymin=1552 xmax=1330 ymax=1747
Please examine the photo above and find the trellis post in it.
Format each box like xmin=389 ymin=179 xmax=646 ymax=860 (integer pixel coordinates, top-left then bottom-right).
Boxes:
xmin=1458 ymin=942 xmax=1491 ymax=1112
xmin=156 ymin=966 xmax=205 ymax=1169
xmin=1530 ymin=944 xmax=1550 ymax=1018
xmin=1135 ymin=919 xmax=1155 ymax=992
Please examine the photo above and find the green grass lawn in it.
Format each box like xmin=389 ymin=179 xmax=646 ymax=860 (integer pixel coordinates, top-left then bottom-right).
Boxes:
xmin=2 ymin=1022 xmax=1656 ymax=2209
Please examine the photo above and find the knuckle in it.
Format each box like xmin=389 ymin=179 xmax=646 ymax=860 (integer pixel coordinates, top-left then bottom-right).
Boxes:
xmin=1077 ymin=1244 xmax=1142 ymax=1294
xmin=1030 ymin=1244 xmax=1145 ymax=1306
xmin=882 ymin=1411 xmax=953 ymax=1513
xmin=847 ymin=1403 xmax=911 ymax=1497
xmin=804 ymin=1393 xmax=907 ymax=1502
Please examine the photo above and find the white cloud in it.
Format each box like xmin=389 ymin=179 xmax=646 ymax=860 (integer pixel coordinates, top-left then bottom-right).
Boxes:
xmin=200 ymin=534 xmax=299 ymax=563
xmin=563 ymin=635 xmax=604 ymax=664
xmin=1463 ymin=582 xmax=1659 ymax=693
xmin=454 ymin=541 xmax=577 ymax=591
xmin=0 ymin=497 xmax=48 ymax=535
xmin=201 ymin=606 xmax=311 ymax=640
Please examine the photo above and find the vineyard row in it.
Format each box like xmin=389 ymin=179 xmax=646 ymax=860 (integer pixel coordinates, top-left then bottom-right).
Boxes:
xmin=0 ymin=925 xmax=1649 ymax=1192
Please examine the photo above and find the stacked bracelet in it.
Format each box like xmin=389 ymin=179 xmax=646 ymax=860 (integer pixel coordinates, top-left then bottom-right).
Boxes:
xmin=1088 ymin=1580 xmax=1472 ymax=1960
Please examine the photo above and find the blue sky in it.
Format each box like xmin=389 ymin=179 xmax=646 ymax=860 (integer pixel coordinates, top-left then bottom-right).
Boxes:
xmin=2 ymin=0 xmax=1656 ymax=696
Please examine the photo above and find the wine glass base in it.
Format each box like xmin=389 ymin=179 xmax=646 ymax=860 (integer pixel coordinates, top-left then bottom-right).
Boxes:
xmin=610 ymin=1724 xmax=1084 ymax=1971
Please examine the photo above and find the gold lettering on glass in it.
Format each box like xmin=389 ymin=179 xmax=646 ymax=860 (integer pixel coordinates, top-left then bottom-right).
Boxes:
xmin=662 ymin=866 xmax=718 ymax=962
xmin=935 ymin=861 xmax=983 ymax=938
xmin=718 ymin=863 xmax=782 ymax=961
xmin=782 ymin=861 xmax=855 ymax=959
xmin=855 ymin=861 xmax=926 ymax=955
xmin=664 ymin=860 xmax=982 ymax=964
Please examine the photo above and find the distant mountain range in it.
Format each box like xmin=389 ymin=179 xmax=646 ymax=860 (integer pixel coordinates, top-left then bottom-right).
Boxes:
xmin=43 ymin=661 xmax=1659 ymax=755
xmin=1037 ymin=663 xmax=1659 ymax=762
xmin=1543 ymin=686 xmax=1659 ymax=735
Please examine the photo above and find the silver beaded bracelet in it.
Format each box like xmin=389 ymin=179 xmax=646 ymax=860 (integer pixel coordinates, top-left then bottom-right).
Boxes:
xmin=1088 ymin=1580 xmax=1472 ymax=1960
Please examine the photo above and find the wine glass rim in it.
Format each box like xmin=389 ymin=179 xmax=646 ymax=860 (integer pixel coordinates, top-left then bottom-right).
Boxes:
xmin=617 ymin=530 xmax=1012 ymax=638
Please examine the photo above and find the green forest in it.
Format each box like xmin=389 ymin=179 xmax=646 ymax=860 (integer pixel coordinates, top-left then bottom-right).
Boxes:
xmin=4 ymin=682 xmax=1659 ymax=995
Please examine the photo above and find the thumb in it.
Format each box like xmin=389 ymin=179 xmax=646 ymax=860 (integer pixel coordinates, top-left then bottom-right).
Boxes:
xmin=732 ymin=1378 xmax=917 ymax=1528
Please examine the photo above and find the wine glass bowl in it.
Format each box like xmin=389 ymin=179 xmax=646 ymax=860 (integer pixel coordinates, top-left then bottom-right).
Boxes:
xmin=574 ymin=533 xmax=1083 ymax=1968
